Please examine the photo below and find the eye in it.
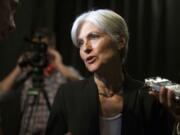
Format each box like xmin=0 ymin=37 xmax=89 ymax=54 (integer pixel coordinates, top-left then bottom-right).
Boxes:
xmin=89 ymin=33 xmax=100 ymax=39
xmin=77 ymin=39 xmax=84 ymax=48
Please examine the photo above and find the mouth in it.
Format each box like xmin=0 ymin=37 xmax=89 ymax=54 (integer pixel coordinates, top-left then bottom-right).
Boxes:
xmin=85 ymin=56 xmax=96 ymax=64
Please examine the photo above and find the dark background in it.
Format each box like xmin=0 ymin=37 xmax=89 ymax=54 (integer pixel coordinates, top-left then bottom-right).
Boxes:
xmin=0 ymin=0 xmax=180 ymax=82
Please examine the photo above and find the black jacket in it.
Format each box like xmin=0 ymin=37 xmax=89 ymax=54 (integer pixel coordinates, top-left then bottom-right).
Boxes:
xmin=0 ymin=90 xmax=21 ymax=135
xmin=46 ymin=75 xmax=174 ymax=135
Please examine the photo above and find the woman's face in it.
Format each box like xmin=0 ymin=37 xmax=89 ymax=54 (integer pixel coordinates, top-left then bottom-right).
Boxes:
xmin=78 ymin=21 xmax=120 ymax=73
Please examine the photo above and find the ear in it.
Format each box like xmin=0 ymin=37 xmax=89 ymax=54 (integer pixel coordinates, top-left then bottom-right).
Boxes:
xmin=117 ymin=35 xmax=126 ymax=62
xmin=117 ymin=35 xmax=126 ymax=50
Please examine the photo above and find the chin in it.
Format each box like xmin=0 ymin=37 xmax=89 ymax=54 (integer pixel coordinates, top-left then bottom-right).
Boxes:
xmin=86 ymin=64 xmax=100 ymax=73
xmin=86 ymin=67 xmax=97 ymax=73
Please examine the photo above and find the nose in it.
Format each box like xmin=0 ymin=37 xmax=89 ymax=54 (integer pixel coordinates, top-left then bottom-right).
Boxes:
xmin=83 ymin=41 xmax=92 ymax=54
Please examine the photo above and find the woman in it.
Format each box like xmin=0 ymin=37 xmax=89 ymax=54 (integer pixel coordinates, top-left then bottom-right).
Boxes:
xmin=46 ymin=9 xmax=179 ymax=135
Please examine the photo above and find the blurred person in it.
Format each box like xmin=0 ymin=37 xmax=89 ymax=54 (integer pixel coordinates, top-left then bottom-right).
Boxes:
xmin=0 ymin=28 xmax=82 ymax=92
xmin=0 ymin=0 xmax=19 ymax=40
xmin=0 ymin=0 xmax=19 ymax=134
xmin=46 ymin=9 xmax=180 ymax=135
xmin=0 ymin=0 xmax=19 ymax=91
xmin=0 ymin=28 xmax=83 ymax=135
xmin=0 ymin=0 xmax=19 ymax=92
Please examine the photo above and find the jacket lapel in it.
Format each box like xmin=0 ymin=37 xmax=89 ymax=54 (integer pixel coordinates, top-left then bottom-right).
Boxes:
xmin=84 ymin=76 xmax=100 ymax=135
xmin=121 ymin=75 xmax=144 ymax=135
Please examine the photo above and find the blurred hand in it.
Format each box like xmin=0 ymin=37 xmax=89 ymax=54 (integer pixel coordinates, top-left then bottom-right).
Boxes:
xmin=17 ymin=51 xmax=33 ymax=70
xmin=47 ymin=48 xmax=63 ymax=69
xmin=149 ymin=87 xmax=180 ymax=120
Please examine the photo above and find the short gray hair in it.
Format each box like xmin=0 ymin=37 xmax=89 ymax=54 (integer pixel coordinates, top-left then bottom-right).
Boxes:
xmin=71 ymin=9 xmax=129 ymax=63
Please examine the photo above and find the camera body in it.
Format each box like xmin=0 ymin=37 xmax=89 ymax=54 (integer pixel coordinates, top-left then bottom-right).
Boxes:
xmin=29 ymin=41 xmax=48 ymax=68
xmin=19 ymin=41 xmax=49 ymax=69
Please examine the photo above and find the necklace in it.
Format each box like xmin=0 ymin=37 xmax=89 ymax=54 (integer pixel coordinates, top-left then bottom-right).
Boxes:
xmin=98 ymin=83 xmax=124 ymax=98
xmin=98 ymin=89 xmax=123 ymax=97
xmin=94 ymin=75 xmax=124 ymax=97
xmin=99 ymin=92 xmax=114 ymax=97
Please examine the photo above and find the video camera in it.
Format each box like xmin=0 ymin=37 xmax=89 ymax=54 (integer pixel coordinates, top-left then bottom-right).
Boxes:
xmin=19 ymin=35 xmax=49 ymax=69
xmin=19 ymin=41 xmax=49 ymax=69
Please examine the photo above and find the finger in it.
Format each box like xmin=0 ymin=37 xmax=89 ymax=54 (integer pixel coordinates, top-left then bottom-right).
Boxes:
xmin=159 ymin=87 xmax=167 ymax=104
xmin=167 ymin=89 xmax=173 ymax=107
xmin=47 ymin=48 xmax=53 ymax=54
xmin=149 ymin=90 xmax=159 ymax=99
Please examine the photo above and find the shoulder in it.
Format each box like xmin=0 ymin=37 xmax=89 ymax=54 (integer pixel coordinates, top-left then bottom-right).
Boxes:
xmin=123 ymin=74 xmax=158 ymax=109
xmin=124 ymin=74 xmax=144 ymax=91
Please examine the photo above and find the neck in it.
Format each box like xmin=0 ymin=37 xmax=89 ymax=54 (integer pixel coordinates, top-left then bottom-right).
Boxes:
xmin=94 ymin=67 xmax=124 ymax=97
